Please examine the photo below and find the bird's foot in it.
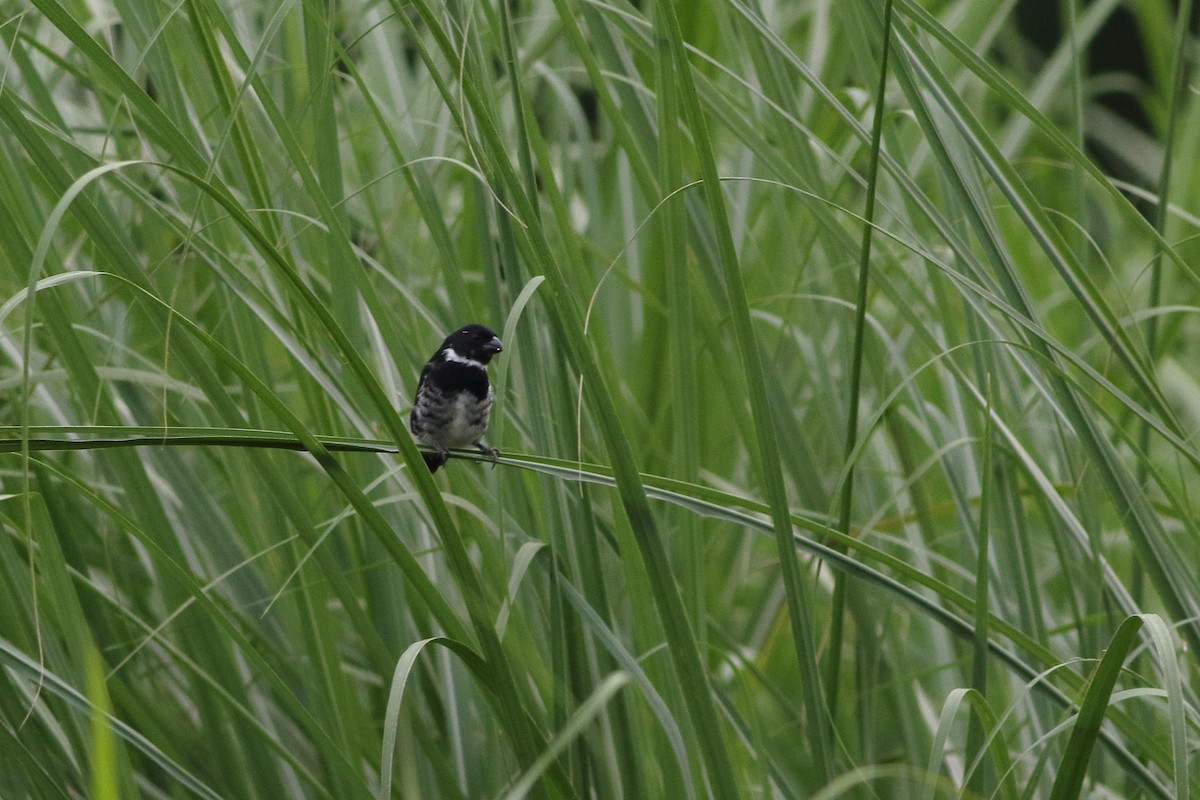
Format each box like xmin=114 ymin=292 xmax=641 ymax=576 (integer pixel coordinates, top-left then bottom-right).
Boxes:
xmin=476 ymin=443 xmax=500 ymax=467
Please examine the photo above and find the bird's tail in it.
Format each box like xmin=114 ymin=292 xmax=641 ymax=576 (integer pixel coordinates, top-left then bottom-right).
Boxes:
xmin=423 ymin=451 xmax=447 ymax=472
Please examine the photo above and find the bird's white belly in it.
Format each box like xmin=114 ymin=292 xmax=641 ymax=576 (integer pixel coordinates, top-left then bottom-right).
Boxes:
xmin=441 ymin=390 xmax=491 ymax=448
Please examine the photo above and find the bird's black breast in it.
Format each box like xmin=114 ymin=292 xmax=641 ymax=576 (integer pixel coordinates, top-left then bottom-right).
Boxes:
xmin=425 ymin=361 xmax=490 ymax=399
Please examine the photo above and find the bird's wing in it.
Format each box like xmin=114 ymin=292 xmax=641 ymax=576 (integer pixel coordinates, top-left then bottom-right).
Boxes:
xmin=416 ymin=360 xmax=434 ymax=390
xmin=409 ymin=360 xmax=436 ymax=434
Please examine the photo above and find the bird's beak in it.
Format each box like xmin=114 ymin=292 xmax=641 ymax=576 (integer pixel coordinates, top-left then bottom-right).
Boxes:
xmin=483 ymin=336 xmax=503 ymax=355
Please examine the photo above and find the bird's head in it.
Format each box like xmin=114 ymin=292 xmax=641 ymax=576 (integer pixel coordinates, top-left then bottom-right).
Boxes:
xmin=440 ymin=324 xmax=503 ymax=366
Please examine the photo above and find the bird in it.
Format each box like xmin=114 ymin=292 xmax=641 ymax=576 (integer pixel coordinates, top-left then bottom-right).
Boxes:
xmin=409 ymin=324 xmax=503 ymax=472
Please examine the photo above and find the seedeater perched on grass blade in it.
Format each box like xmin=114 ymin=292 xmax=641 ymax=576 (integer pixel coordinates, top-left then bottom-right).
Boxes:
xmin=409 ymin=324 xmax=503 ymax=472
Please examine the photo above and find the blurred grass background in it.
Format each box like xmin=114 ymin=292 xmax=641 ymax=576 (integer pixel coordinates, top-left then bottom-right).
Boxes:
xmin=1 ymin=0 xmax=1199 ymax=797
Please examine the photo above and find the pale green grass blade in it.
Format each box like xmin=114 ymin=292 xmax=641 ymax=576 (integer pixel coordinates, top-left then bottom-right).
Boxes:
xmin=502 ymin=672 xmax=632 ymax=800
xmin=0 ymin=638 xmax=225 ymax=800
xmin=1047 ymin=615 xmax=1144 ymax=800
xmin=1141 ymin=614 xmax=1189 ymax=799
xmin=654 ymin=0 xmax=831 ymax=784
xmin=379 ymin=637 xmax=487 ymax=800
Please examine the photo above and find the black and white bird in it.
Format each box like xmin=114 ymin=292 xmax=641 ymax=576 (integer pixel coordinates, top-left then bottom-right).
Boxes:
xmin=409 ymin=324 xmax=503 ymax=472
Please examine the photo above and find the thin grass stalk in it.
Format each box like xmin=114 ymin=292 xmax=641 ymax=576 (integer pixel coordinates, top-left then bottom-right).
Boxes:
xmin=494 ymin=6 xmax=618 ymax=790
xmin=827 ymin=0 xmax=896 ymax=734
xmin=651 ymin=0 xmax=833 ymax=787
xmin=1064 ymin=0 xmax=1087 ymax=260
xmin=966 ymin=378 xmax=993 ymax=795
xmin=301 ymin=2 xmax=361 ymax=352
xmin=1143 ymin=0 xmax=1195 ymax=360
xmin=1134 ymin=0 xmax=1195 ymax=605
xmin=654 ymin=0 xmax=705 ymax=694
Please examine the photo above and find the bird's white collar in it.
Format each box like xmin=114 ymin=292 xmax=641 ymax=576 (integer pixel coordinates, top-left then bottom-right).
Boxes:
xmin=442 ymin=348 xmax=485 ymax=368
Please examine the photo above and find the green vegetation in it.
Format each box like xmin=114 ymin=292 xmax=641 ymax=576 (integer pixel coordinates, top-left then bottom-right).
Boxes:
xmin=1 ymin=0 xmax=1197 ymax=797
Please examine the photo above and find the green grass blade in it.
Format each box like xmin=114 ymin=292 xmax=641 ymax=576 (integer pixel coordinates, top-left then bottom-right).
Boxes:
xmin=1048 ymin=615 xmax=1144 ymax=800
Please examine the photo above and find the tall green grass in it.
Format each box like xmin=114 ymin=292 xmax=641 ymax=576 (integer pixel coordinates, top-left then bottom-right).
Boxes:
xmin=1 ymin=0 xmax=1197 ymax=797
